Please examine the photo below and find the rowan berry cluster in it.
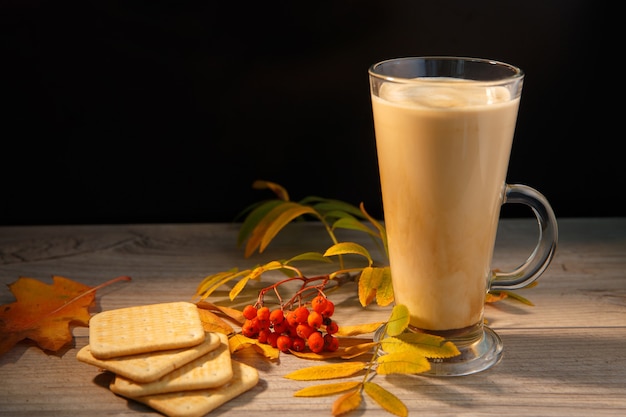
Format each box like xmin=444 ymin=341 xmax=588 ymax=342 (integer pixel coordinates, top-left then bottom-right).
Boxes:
xmin=241 ymin=294 xmax=340 ymax=353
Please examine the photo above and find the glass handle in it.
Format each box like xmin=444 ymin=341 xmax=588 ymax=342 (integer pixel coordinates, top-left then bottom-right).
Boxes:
xmin=490 ymin=184 xmax=558 ymax=291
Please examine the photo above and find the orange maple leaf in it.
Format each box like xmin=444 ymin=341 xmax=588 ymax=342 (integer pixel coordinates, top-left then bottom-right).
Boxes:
xmin=0 ymin=275 xmax=131 ymax=356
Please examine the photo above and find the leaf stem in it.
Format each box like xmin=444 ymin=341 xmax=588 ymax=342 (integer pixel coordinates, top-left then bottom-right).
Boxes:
xmin=256 ymin=274 xmax=331 ymax=310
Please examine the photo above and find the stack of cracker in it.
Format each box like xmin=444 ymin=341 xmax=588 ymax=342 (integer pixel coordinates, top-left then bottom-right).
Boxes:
xmin=77 ymin=301 xmax=258 ymax=417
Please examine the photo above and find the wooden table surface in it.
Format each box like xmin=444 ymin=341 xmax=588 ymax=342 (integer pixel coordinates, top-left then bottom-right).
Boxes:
xmin=1 ymin=218 xmax=625 ymax=417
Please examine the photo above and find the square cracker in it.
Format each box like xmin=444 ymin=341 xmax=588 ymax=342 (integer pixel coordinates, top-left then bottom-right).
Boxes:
xmin=109 ymin=333 xmax=233 ymax=397
xmin=76 ymin=332 xmax=221 ymax=383
xmin=122 ymin=360 xmax=259 ymax=417
xmin=89 ymin=302 xmax=205 ymax=359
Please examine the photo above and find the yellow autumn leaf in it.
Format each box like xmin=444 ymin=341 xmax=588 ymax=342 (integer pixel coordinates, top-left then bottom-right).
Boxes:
xmin=392 ymin=333 xmax=460 ymax=359
xmin=332 ymin=390 xmax=362 ymax=416
xmin=323 ymin=242 xmax=373 ymax=265
xmin=237 ymin=200 xmax=284 ymax=247
xmin=245 ymin=202 xmax=317 ymax=257
xmin=284 ymin=362 xmax=366 ymax=381
xmin=332 ymin=217 xmax=378 ymax=237
xmin=386 ymin=304 xmax=410 ymax=337
xmin=196 ymin=269 xmax=249 ymax=300
xmin=376 ymin=351 xmax=431 ymax=375
xmin=231 ymin=260 xmax=293 ymax=300
xmin=341 ymin=342 xmax=378 ymax=359
xmin=290 ymin=349 xmax=347 ymax=360
xmin=196 ymin=308 xmax=234 ymax=335
xmin=294 ymin=381 xmax=361 ymax=397
xmin=228 ymin=334 xmax=279 ymax=359
xmin=374 ymin=266 xmax=394 ymax=306
xmin=359 ymin=202 xmax=388 ymax=256
xmin=195 ymin=268 xmax=239 ymax=299
xmin=259 ymin=203 xmax=320 ymax=254
xmin=488 ymin=289 xmax=535 ymax=306
xmin=335 ymin=322 xmax=384 ymax=336
xmin=195 ymin=301 xmax=245 ymax=324
xmin=252 ymin=180 xmax=290 ymax=201
xmin=357 ymin=266 xmax=394 ymax=307
xmin=251 ymin=342 xmax=280 ymax=360
xmin=286 ymin=252 xmax=332 ymax=264
xmin=228 ymin=334 xmax=257 ymax=353
xmin=358 ymin=266 xmax=381 ymax=307
xmin=229 ymin=275 xmax=251 ymax=301
xmin=363 ymin=381 xmax=408 ymax=417
xmin=485 ymin=291 xmax=508 ymax=303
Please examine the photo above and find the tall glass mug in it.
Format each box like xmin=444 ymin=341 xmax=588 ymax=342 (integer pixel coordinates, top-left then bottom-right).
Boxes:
xmin=368 ymin=57 xmax=558 ymax=376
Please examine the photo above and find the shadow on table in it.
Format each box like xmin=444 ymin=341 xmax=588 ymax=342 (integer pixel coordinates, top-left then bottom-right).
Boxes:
xmin=382 ymin=330 xmax=624 ymax=407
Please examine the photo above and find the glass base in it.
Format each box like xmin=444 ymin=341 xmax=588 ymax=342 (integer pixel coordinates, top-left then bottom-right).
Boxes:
xmin=374 ymin=325 xmax=503 ymax=377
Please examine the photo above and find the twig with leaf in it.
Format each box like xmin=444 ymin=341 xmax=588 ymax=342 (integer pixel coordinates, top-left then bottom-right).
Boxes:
xmin=285 ymin=304 xmax=460 ymax=417
xmin=194 ymin=180 xmax=537 ymax=416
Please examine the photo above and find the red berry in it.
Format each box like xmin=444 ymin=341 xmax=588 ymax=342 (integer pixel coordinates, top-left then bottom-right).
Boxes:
xmin=286 ymin=310 xmax=299 ymax=327
xmin=325 ymin=320 xmax=339 ymax=335
xmin=311 ymin=295 xmax=328 ymax=314
xmin=273 ymin=318 xmax=289 ymax=334
xmin=243 ymin=305 xmax=258 ymax=320
xmin=324 ymin=334 xmax=339 ymax=352
xmin=257 ymin=306 xmax=270 ymax=321
xmin=308 ymin=331 xmax=324 ymax=353
xmin=286 ymin=324 xmax=299 ymax=338
xmin=291 ymin=337 xmax=306 ymax=352
xmin=321 ymin=300 xmax=335 ymax=318
xmin=307 ymin=310 xmax=323 ymax=329
xmin=257 ymin=318 xmax=270 ymax=331
xmin=276 ymin=335 xmax=293 ymax=352
xmin=267 ymin=332 xmax=279 ymax=348
xmin=258 ymin=329 xmax=270 ymax=344
xmin=293 ymin=306 xmax=310 ymax=324
xmin=241 ymin=319 xmax=258 ymax=337
xmin=269 ymin=309 xmax=284 ymax=325
xmin=296 ymin=323 xmax=314 ymax=340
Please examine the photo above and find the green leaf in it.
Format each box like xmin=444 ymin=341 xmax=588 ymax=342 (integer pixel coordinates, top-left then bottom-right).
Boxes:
xmin=376 ymin=351 xmax=431 ymax=375
xmin=386 ymin=304 xmax=410 ymax=337
xmin=284 ymin=362 xmax=366 ymax=380
xmin=322 ymin=210 xmax=357 ymax=222
xmin=259 ymin=203 xmax=320 ymax=253
xmin=332 ymin=217 xmax=378 ymax=236
xmin=244 ymin=201 xmax=319 ymax=257
xmin=293 ymin=381 xmax=361 ymax=397
xmin=237 ymin=200 xmax=284 ymax=247
xmin=324 ymin=242 xmax=373 ymax=265
xmin=297 ymin=195 xmax=327 ymax=205
xmin=311 ymin=200 xmax=366 ymax=219
xmin=363 ymin=382 xmax=408 ymax=417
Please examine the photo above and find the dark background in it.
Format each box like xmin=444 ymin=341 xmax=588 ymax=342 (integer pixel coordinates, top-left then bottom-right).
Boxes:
xmin=1 ymin=1 xmax=621 ymax=225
